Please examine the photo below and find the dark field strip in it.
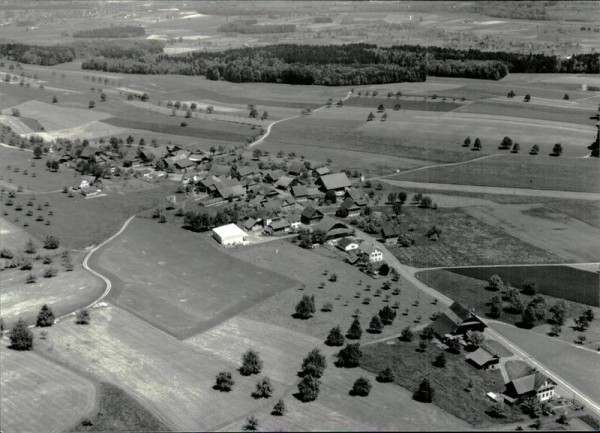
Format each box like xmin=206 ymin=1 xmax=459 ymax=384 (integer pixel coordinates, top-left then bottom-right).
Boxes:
xmin=344 ymin=96 xmax=462 ymax=112
xmin=102 ymin=117 xmax=251 ymax=143
xmin=448 ymin=265 xmax=599 ymax=307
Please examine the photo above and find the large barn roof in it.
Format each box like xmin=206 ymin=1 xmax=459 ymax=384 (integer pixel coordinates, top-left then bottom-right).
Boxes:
xmin=319 ymin=172 xmax=351 ymax=190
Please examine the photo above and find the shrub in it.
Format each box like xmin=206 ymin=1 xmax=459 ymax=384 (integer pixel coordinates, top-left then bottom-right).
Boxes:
xmin=75 ymin=309 xmax=90 ymax=325
xmin=9 ymin=318 xmax=33 ymax=350
xmin=346 ymin=317 xmax=362 ymax=339
xmin=24 ymin=239 xmax=37 ymax=254
xmin=297 ymin=374 xmax=321 ymax=402
xmin=378 ymin=305 xmax=396 ymax=325
xmin=522 ymin=279 xmax=537 ymax=295
xmin=26 ymin=273 xmax=36 ymax=284
xmin=446 ymin=338 xmax=462 ymax=354
xmin=433 ymin=352 xmax=447 ymax=367
xmin=252 ymin=376 xmax=273 ymax=399
xmin=36 ymin=304 xmax=55 ymax=327
xmin=19 ymin=256 xmax=33 ymax=270
xmin=272 ymin=399 xmax=286 ymax=416
xmin=43 ymin=267 xmax=57 ymax=278
xmin=0 ymin=248 xmax=14 ymax=259
xmin=242 ymin=415 xmax=258 ymax=431
xmin=489 ymin=402 xmax=507 ymax=418
xmin=488 ymin=274 xmax=504 ymax=291
xmin=301 ymin=348 xmax=327 ymax=378
xmin=368 ymin=315 xmax=384 ymax=334
xmin=43 ymin=235 xmax=59 ymax=249
xmin=325 ymin=326 xmax=345 ymax=346
xmin=351 ymin=377 xmax=372 ymax=396
xmin=295 ymin=294 xmax=316 ymax=319
xmin=240 ymin=349 xmax=263 ymax=376
xmin=336 ymin=343 xmax=362 ymax=368
xmin=400 ymin=326 xmax=413 ymax=341
xmin=376 ymin=367 xmax=395 ymax=383
xmin=413 ymin=378 xmax=434 ymax=403
xmin=321 ymin=302 xmax=333 ymax=312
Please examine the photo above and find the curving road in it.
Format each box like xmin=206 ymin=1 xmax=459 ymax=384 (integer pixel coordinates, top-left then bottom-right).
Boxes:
xmin=249 ymin=90 xmax=352 ymax=149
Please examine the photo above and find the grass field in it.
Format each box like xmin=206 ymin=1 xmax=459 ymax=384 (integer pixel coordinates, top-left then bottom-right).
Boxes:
xmin=96 ymin=218 xmax=296 ymax=338
xmin=68 ymin=382 xmax=170 ymax=432
xmin=385 ymin=207 xmax=561 ymax=268
xmin=227 ymin=239 xmax=441 ymax=344
xmin=0 ymin=343 xmax=96 ymax=433
xmin=35 ymin=304 xmax=288 ymax=432
xmin=416 ymin=269 xmax=597 ymax=333
xmin=463 ymin=203 xmax=600 ymax=263
xmin=447 ymin=266 xmax=599 ymax=308
xmin=361 ymin=339 xmax=526 ymax=426
xmin=393 ymin=155 xmax=600 ymax=194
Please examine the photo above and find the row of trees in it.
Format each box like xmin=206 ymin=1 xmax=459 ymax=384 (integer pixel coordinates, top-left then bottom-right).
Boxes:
xmin=218 ymin=21 xmax=296 ymax=34
xmin=72 ymin=26 xmax=146 ymax=38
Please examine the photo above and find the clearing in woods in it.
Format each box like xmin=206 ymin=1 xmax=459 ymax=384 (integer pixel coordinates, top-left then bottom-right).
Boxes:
xmin=95 ymin=218 xmax=296 ymax=338
xmin=0 ymin=344 xmax=97 ymax=433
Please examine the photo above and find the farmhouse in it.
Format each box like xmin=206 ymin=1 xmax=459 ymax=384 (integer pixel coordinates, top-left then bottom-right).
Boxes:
xmin=291 ymin=185 xmax=309 ymax=202
xmin=338 ymin=198 xmax=361 ymax=217
xmin=313 ymin=166 xmax=331 ymax=177
xmin=269 ymin=218 xmax=291 ymax=233
xmin=288 ymin=212 xmax=302 ymax=230
xmin=361 ymin=244 xmax=383 ymax=262
xmin=344 ymin=187 xmax=368 ymax=206
xmin=236 ymin=164 xmax=259 ymax=179
xmin=301 ymin=206 xmax=324 ymax=225
xmin=317 ymin=172 xmax=351 ymax=196
xmin=380 ymin=221 xmax=400 ymax=245
xmin=313 ymin=216 xmax=354 ymax=240
xmin=264 ymin=169 xmax=285 ymax=183
xmin=243 ymin=217 xmax=262 ymax=232
xmin=337 ymin=237 xmax=359 ymax=252
xmin=502 ymin=372 xmax=557 ymax=405
xmin=212 ymin=223 xmax=248 ymax=246
xmin=466 ymin=348 xmax=500 ymax=370
xmin=429 ymin=302 xmax=487 ymax=340
xmin=274 ymin=175 xmax=296 ymax=191
xmin=209 ymin=164 xmax=233 ymax=178
xmin=287 ymin=160 xmax=307 ymax=176
xmin=215 ymin=181 xmax=246 ymax=201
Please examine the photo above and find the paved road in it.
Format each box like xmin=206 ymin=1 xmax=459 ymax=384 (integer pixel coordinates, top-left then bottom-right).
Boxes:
xmin=379 ymin=178 xmax=600 ymax=201
xmin=349 ymin=227 xmax=600 ymax=416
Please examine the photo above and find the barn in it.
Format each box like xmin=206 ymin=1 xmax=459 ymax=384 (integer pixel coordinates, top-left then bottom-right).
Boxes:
xmin=212 ymin=224 xmax=248 ymax=246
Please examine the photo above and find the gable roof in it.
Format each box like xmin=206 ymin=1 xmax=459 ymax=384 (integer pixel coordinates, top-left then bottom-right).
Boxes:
xmin=288 ymin=212 xmax=302 ymax=223
xmin=265 ymin=169 xmax=285 ymax=181
xmin=466 ymin=348 xmax=499 ymax=366
xmin=449 ymin=302 xmax=473 ymax=322
xmin=380 ymin=221 xmax=400 ymax=238
xmin=361 ymin=244 xmax=381 ymax=256
xmin=511 ymin=372 xmax=554 ymax=396
xmin=271 ymin=219 xmax=291 ymax=230
xmin=314 ymin=166 xmax=331 ymax=176
xmin=215 ymin=179 xmax=245 ymax=198
xmin=209 ymin=164 xmax=232 ymax=177
xmin=314 ymin=216 xmax=351 ymax=234
xmin=174 ymin=159 xmax=195 ymax=168
xmin=237 ymin=165 xmax=258 ymax=177
xmin=275 ymin=175 xmax=295 ymax=188
xmin=340 ymin=198 xmax=360 ymax=211
xmin=318 ymin=172 xmax=351 ymax=190
xmin=301 ymin=206 xmax=323 ymax=220
xmin=287 ymin=161 xmax=306 ymax=174
xmin=338 ymin=237 xmax=358 ymax=249
xmin=292 ymin=185 xmax=308 ymax=197
xmin=429 ymin=313 xmax=460 ymax=338
xmin=243 ymin=217 xmax=258 ymax=230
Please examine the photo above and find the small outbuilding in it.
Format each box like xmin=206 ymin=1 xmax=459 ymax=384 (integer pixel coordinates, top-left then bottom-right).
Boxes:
xmin=212 ymin=223 xmax=248 ymax=246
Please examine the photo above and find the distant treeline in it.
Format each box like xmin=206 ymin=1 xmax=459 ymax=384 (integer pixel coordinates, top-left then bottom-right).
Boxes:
xmin=72 ymin=25 xmax=146 ymax=38
xmin=470 ymin=1 xmax=550 ymax=20
xmin=314 ymin=17 xmax=333 ymax=23
xmin=0 ymin=40 xmax=163 ymax=66
xmin=218 ymin=19 xmax=296 ymax=34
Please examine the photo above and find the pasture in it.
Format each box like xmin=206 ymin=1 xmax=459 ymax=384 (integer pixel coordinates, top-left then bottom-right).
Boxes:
xmin=447 ymin=265 xmax=599 ymax=308
xmin=35 ymin=304 xmax=288 ymax=432
xmin=463 ymin=203 xmax=600 ymax=263
xmin=393 ymin=155 xmax=599 ymax=193
xmin=0 ymin=343 xmax=96 ymax=433
xmin=361 ymin=339 xmax=526 ymax=426
xmin=385 ymin=207 xmax=561 ymax=268
xmin=1 ymin=248 xmax=103 ymax=327
xmin=227 ymin=239 xmax=441 ymax=344
xmin=96 ymin=218 xmax=296 ymax=338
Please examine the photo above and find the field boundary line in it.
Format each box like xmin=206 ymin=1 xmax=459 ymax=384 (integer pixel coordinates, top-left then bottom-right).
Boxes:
xmin=416 ymin=262 xmax=599 ymax=271
xmin=249 ymin=90 xmax=352 ymax=149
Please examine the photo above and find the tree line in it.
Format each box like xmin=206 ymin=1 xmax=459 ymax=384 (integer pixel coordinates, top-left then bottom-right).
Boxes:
xmin=72 ymin=25 xmax=146 ymax=38
xmin=218 ymin=20 xmax=296 ymax=34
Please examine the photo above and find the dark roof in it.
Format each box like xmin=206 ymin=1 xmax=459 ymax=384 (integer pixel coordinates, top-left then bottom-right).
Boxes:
xmin=262 ymin=199 xmax=282 ymax=212
xmin=380 ymin=221 xmax=400 ymax=238
xmin=318 ymin=172 xmax=351 ymax=190
xmin=429 ymin=313 xmax=459 ymax=338
xmin=301 ymin=206 xmax=323 ymax=220
xmin=338 ymin=237 xmax=357 ymax=249
xmin=243 ymin=217 xmax=258 ymax=230
xmin=209 ymin=164 xmax=232 ymax=177
xmin=314 ymin=216 xmax=351 ymax=234
xmin=287 ymin=161 xmax=306 ymax=175
xmin=449 ymin=302 xmax=473 ymax=322
xmin=292 ymin=185 xmax=308 ymax=197
xmin=265 ymin=169 xmax=285 ymax=181
xmin=215 ymin=180 xmax=245 ymax=198
xmin=339 ymin=198 xmax=360 ymax=211
xmin=175 ymin=159 xmax=194 ymax=168
xmin=271 ymin=219 xmax=291 ymax=230
xmin=288 ymin=212 xmax=302 ymax=223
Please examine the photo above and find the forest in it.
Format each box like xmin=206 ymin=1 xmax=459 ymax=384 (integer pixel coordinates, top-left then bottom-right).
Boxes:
xmin=72 ymin=25 xmax=146 ymax=38
xmin=218 ymin=20 xmax=296 ymax=34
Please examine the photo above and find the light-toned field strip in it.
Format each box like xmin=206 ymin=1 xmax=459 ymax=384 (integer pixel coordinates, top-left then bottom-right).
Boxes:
xmin=442 ymin=111 xmax=595 ymax=132
xmin=380 ymin=179 xmax=600 ymax=201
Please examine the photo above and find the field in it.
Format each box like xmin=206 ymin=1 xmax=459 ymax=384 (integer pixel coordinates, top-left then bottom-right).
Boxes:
xmin=0 ymin=343 xmax=97 ymax=433
xmin=95 ymin=218 xmax=296 ymax=338
xmin=415 ymin=269 xmax=599 ymax=344
xmin=35 ymin=304 xmax=288 ymax=431
xmin=227 ymin=238 xmax=442 ymax=344
xmin=447 ymin=266 xmax=600 ymax=307
xmin=392 ymin=155 xmax=600 ymax=194
xmin=68 ymin=382 xmax=170 ymax=432
xmin=361 ymin=339 xmax=526 ymax=426
xmin=384 ymin=207 xmax=562 ymax=268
